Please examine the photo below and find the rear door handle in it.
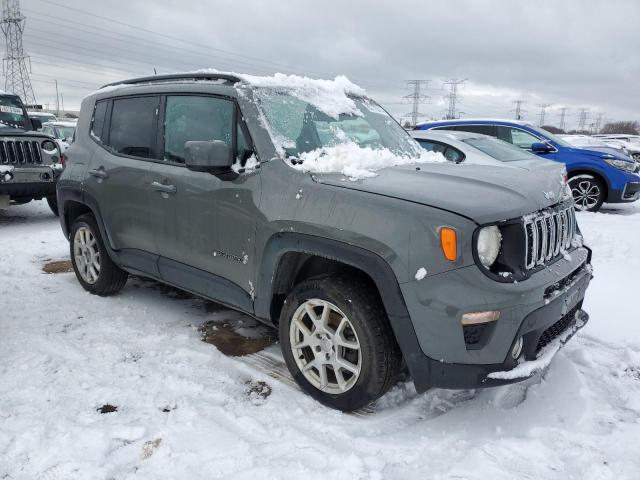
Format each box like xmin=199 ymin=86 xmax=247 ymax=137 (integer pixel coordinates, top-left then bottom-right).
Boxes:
xmin=151 ymin=181 xmax=177 ymax=195
xmin=89 ymin=168 xmax=108 ymax=179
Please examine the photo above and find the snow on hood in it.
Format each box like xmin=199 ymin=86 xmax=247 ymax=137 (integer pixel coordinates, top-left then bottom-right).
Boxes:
xmin=292 ymin=142 xmax=445 ymax=180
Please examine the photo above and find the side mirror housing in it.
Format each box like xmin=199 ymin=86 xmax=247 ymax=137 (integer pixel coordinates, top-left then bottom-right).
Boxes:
xmin=184 ymin=140 xmax=233 ymax=173
xmin=30 ymin=118 xmax=42 ymax=131
xmin=531 ymin=142 xmax=552 ymax=153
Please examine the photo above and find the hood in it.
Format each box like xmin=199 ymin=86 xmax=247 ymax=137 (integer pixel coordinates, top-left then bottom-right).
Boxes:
xmin=0 ymin=126 xmax=47 ymax=137
xmin=566 ymin=145 xmax=633 ymax=162
xmin=316 ymin=162 xmax=568 ymax=224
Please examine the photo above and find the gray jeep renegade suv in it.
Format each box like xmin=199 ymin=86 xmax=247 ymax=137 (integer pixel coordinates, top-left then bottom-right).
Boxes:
xmin=56 ymin=73 xmax=592 ymax=411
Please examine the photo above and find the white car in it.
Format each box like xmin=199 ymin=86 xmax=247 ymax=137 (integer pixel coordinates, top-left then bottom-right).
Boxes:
xmin=27 ymin=111 xmax=58 ymax=128
xmin=593 ymin=134 xmax=640 ymax=161
xmin=41 ymin=121 xmax=76 ymax=153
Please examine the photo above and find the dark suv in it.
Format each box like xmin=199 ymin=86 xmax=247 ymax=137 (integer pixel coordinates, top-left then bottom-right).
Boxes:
xmin=57 ymin=73 xmax=593 ymax=411
xmin=0 ymin=94 xmax=63 ymax=214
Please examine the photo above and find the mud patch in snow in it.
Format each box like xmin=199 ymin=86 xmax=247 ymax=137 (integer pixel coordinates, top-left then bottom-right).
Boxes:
xmin=245 ymin=380 xmax=272 ymax=404
xmin=200 ymin=320 xmax=275 ymax=356
xmin=97 ymin=404 xmax=118 ymax=414
xmin=42 ymin=259 xmax=73 ymax=274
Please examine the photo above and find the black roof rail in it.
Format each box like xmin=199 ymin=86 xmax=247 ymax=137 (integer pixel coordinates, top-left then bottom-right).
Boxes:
xmin=100 ymin=72 xmax=243 ymax=89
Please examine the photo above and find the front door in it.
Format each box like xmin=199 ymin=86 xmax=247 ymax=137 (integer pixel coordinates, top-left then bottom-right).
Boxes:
xmin=149 ymin=94 xmax=261 ymax=311
xmin=83 ymin=95 xmax=161 ymax=275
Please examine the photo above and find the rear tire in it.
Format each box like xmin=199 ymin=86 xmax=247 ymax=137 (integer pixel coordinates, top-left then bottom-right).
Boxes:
xmin=279 ymin=273 xmax=402 ymax=411
xmin=569 ymin=174 xmax=605 ymax=212
xmin=46 ymin=195 xmax=59 ymax=216
xmin=70 ymin=214 xmax=128 ymax=296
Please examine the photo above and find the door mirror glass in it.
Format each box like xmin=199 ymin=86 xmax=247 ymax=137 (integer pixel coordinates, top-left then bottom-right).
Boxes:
xmin=184 ymin=140 xmax=233 ymax=172
xmin=531 ymin=142 xmax=552 ymax=153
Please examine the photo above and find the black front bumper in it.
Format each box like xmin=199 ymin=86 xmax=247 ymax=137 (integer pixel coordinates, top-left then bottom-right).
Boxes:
xmin=410 ymin=263 xmax=592 ymax=391
xmin=0 ymin=181 xmax=57 ymax=199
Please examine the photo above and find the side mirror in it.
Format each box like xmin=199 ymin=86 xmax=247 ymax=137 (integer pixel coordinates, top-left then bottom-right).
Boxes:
xmin=30 ymin=118 xmax=42 ymax=131
xmin=184 ymin=140 xmax=233 ymax=173
xmin=531 ymin=142 xmax=552 ymax=153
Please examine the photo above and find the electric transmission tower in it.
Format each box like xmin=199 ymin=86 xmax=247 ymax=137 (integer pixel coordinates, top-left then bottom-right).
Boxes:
xmin=577 ymin=108 xmax=589 ymax=132
xmin=511 ymin=100 xmax=526 ymax=120
xmin=402 ymin=80 xmax=430 ymax=127
xmin=594 ymin=112 xmax=604 ymax=133
xmin=1 ymin=0 xmax=36 ymax=106
xmin=537 ymin=103 xmax=551 ymax=126
xmin=443 ymin=78 xmax=466 ymax=120
xmin=558 ymin=107 xmax=569 ymax=131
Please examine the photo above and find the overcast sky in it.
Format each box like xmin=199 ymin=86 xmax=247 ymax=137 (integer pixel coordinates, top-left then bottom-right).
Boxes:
xmin=15 ymin=0 xmax=640 ymax=129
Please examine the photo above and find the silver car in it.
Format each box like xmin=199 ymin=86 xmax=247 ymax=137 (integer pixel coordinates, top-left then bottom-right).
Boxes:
xmin=411 ymin=129 xmax=567 ymax=175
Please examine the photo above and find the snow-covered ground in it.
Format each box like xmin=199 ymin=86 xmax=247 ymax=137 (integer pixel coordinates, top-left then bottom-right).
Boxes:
xmin=1 ymin=200 xmax=639 ymax=479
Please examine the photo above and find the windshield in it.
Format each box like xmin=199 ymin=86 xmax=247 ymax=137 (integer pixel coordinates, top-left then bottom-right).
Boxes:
xmin=463 ymin=136 xmax=539 ymax=162
xmin=530 ymin=126 xmax=572 ymax=147
xmin=0 ymin=96 xmax=28 ymax=129
xmin=56 ymin=126 xmax=75 ymax=139
xmin=254 ymin=89 xmax=423 ymax=158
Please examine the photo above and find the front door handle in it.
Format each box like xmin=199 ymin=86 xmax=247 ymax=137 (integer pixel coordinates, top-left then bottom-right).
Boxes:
xmin=151 ymin=181 xmax=177 ymax=195
xmin=89 ymin=168 xmax=108 ymax=179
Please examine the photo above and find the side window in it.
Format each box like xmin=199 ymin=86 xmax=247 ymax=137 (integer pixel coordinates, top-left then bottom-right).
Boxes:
xmin=454 ymin=124 xmax=496 ymax=136
xmin=106 ymin=96 xmax=159 ymax=158
xmin=416 ymin=139 xmax=446 ymax=154
xmin=444 ymin=147 xmax=464 ymax=163
xmin=510 ymin=128 xmax=540 ymax=149
xmin=42 ymin=126 xmax=53 ymax=136
xmin=163 ymin=95 xmax=233 ymax=164
xmin=90 ymin=100 xmax=108 ymax=142
xmin=496 ymin=126 xmax=512 ymax=143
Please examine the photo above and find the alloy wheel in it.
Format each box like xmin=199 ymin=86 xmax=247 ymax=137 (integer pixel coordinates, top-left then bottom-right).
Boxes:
xmin=571 ymin=180 xmax=600 ymax=211
xmin=73 ymin=226 xmax=101 ymax=284
xmin=289 ymin=299 xmax=362 ymax=394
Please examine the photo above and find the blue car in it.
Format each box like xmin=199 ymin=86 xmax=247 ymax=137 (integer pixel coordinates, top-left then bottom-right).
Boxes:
xmin=415 ymin=119 xmax=640 ymax=211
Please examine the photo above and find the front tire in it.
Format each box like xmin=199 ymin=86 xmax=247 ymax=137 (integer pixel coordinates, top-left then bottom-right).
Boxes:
xmin=569 ymin=174 xmax=605 ymax=212
xmin=279 ymin=274 xmax=401 ymax=411
xmin=70 ymin=214 xmax=128 ymax=296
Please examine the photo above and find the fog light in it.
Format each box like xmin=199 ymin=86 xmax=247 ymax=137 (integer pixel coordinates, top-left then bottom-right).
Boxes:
xmin=461 ymin=310 xmax=500 ymax=325
xmin=511 ymin=336 xmax=524 ymax=359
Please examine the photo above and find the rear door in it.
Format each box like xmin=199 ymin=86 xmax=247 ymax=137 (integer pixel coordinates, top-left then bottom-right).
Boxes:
xmin=149 ymin=94 xmax=261 ymax=311
xmin=84 ymin=95 xmax=161 ymax=275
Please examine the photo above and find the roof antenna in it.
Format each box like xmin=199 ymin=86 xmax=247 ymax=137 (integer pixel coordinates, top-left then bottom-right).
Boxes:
xmin=153 ymin=68 xmax=157 ymax=75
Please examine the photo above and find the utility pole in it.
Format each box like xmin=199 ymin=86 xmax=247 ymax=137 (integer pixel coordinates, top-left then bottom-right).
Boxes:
xmin=558 ymin=107 xmax=569 ymax=131
xmin=511 ymin=100 xmax=526 ymax=120
xmin=537 ymin=103 xmax=551 ymax=126
xmin=577 ymin=108 xmax=589 ymax=132
xmin=402 ymin=80 xmax=430 ymax=128
xmin=55 ymin=79 xmax=60 ymax=116
xmin=61 ymin=92 xmax=64 ymax=114
xmin=443 ymin=78 xmax=466 ymax=120
xmin=1 ymin=0 xmax=36 ymax=106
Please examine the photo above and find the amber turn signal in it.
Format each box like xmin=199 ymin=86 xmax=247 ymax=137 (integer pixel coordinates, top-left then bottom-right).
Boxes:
xmin=440 ymin=227 xmax=457 ymax=261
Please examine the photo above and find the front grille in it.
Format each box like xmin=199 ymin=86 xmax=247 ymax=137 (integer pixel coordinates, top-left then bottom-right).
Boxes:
xmin=524 ymin=205 xmax=576 ymax=270
xmin=536 ymin=304 xmax=579 ymax=352
xmin=0 ymin=140 xmax=43 ymax=165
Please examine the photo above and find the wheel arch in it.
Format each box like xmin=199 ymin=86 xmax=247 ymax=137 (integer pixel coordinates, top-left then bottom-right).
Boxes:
xmin=567 ymin=169 xmax=609 ymax=201
xmin=255 ymin=233 xmax=426 ymax=375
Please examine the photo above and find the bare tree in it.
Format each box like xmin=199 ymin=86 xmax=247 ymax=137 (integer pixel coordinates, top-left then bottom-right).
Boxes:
xmin=541 ymin=125 xmax=564 ymax=134
xmin=600 ymin=121 xmax=639 ymax=135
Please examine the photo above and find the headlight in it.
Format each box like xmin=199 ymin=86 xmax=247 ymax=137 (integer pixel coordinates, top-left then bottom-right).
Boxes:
xmin=41 ymin=140 xmax=57 ymax=153
xmin=604 ymin=158 xmax=636 ymax=172
xmin=477 ymin=225 xmax=502 ymax=268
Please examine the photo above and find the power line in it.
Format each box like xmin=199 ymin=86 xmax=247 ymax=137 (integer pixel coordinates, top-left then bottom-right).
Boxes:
xmin=537 ymin=103 xmax=551 ymax=126
xmin=443 ymin=78 xmax=466 ymax=120
xmin=402 ymin=80 xmax=430 ymax=127
xmin=511 ymin=100 xmax=526 ymax=120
